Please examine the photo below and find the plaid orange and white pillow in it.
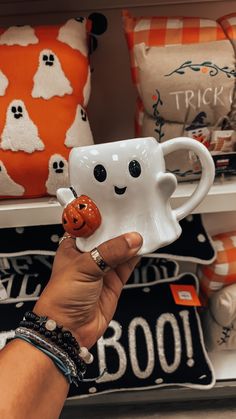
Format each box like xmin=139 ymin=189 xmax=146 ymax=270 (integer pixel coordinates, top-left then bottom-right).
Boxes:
xmin=199 ymin=231 xmax=236 ymax=300
xmin=219 ymin=13 xmax=236 ymax=48
xmin=123 ymin=10 xmax=226 ymax=88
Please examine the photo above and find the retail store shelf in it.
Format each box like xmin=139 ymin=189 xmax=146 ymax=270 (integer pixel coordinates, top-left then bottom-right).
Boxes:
xmin=66 ymin=380 xmax=236 ymax=406
xmin=0 ymin=196 xmax=62 ymax=229
xmin=0 ymin=177 xmax=236 ymax=228
xmin=172 ymin=177 xmax=236 ymax=214
xmin=65 ymin=351 xmax=236 ymax=406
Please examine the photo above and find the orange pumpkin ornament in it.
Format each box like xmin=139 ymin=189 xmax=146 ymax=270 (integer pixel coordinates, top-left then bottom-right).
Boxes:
xmin=62 ymin=195 xmax=101 ymax=238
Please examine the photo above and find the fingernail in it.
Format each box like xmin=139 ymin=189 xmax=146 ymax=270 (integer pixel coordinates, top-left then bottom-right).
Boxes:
xmin=125 ymin=232 xmax=143 ymax=249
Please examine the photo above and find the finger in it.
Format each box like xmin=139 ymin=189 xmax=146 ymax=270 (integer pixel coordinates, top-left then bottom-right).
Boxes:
xmin=99 ymin=257 xmax=141 ymax=324
xmin=114 ymin=256 xmax=141 ymax=286
xmin=79 ymin=232 xmax=143 ymax=277
xmin=103 ymin=256 xmax=141 ymax=299
xmin=102 ymin=256 xmax=140 ymax=299
xmin=57 ymin=234 xmax=79 ymax=255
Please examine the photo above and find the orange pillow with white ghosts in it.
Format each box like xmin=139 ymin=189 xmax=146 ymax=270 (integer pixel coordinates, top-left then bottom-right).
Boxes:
xmin=0 ymin=18 xmax=94 ymax=198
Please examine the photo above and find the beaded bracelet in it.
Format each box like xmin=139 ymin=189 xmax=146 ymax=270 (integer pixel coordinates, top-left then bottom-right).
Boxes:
xmin=15 ymin=311 xmax=94 ymax=385
xmin=15 ymin=334 xmax=77 ymax=385
xmin=20 ymin=311 xmax=94 ymax=364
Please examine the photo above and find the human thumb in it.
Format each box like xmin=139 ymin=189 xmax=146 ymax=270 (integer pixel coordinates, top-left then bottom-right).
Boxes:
xmin=78 ymin=232 xmax=143 ymax=277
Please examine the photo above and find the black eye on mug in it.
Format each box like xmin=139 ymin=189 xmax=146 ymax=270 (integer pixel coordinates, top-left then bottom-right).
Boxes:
xmin=129 ymin=160 xmax=141 ymax=178
xmin=93 ymin=164 xmax=107 ymax=182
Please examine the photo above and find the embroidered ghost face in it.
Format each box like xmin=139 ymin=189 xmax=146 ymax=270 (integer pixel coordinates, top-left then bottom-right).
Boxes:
xmin=0 ymin=25 xmax=38 ymax=46
xmin=65 ymin=104 xmax=93 ymax=148
xmin=11 ymin=104 xmax=23 ymax=119
xmin=0 ymin=161 xmax=24 ymax=196
xmin=42 ymin=52 xmax=55 ymax=67
xmin=32 ymin=49 xmax=72 ymax=99
xmin=46 ymin=154 xmax=69 ymax=195
xmin=57 ymin=18 xmax=88 ymax=56
xmin=1 ymin=99 xmax=44 ymax=153
xmin=53 ymin=159 xmax=65 ymax=173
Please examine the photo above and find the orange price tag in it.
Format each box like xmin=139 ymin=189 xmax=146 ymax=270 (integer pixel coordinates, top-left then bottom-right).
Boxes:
xmin=170 ymin=284 xmax=201 ymax=307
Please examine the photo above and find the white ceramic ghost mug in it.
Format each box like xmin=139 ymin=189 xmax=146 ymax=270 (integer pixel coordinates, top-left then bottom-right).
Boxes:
xmin=57 ymin=137 xmax=215 ymax=255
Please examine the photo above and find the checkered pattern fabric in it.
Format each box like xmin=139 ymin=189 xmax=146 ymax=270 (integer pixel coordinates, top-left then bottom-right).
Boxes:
xmin=218 ymin=13 xmax=236 ymax=42
xmin=199 ymin=231 xmax=236 ymax=299
xmin=123 ymin=10 xmax=227 ymax=86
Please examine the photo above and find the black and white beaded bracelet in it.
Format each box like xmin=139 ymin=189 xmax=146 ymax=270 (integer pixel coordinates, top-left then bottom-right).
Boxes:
xmin=15 ymin=326 xmax=80 ymax=383
xmin=16 ymin=311 xmax=94 ymax=384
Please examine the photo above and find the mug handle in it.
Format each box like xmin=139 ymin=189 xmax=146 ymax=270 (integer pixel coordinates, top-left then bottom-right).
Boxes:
xmin=161 ymin=137 xmax=215 ymax=221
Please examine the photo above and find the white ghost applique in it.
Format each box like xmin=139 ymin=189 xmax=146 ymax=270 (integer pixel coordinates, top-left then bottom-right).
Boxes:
xmin=57 ymin=18 xmax=88 ymax=56
xmin=0 ymin=25 xmax=38 ymax=46
xmin=1 ymin=99 xmax=45 ymax=153
xmin=0 ymin=161 xmax=25 ymax=196
xmin=83 ymin=69 xmax=91 ymax=107
xmin=0 ymin=70 xmax=8 ymax=96
xmin=65 ymin=104 xmax=93 ymax=148
xmin=46 ymin=154 xmax=69 ymax=196
xmin=32 ymin=49 xmax=72 ymax=99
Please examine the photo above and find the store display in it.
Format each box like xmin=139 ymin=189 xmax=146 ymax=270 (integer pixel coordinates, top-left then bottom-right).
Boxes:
xmin=0 ymin=3 xmax=235 ymax=401
xmin=0 ymin=254 xmax=215 ymax=394
xmin=68 ymin=273 xmax=215 ymax=398
xmin=0 ymin=255 xmax=179 ymax=338
xmin=0 ymin=18 xmax=94 ymax=199
xmin=0 ymin=215 xmax=214 ymax=263
xmin=57 ymin=137 xmax=214 ymax=255
xmin=123 ymin=11 xmax=236 ymax=181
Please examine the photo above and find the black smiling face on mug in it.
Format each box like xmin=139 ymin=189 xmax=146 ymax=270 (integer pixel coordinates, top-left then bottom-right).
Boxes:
xmin=93 ymin=159 xmax=142 ymax=196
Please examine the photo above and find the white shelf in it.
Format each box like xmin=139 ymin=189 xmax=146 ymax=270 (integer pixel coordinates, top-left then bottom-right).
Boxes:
xmin=0 ymin=178 xmax=235 ymax=228
xmin=0 ymin=196 xmax=62 ymax=228
xmin=172 ymin=177 xmax=236 ymax=215
xmin=210 ymin=351 xmax=236 ymax=381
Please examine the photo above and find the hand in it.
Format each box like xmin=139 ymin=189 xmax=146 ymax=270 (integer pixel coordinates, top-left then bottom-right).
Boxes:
xmin=34 ymin=232 xmax=142 ymax=348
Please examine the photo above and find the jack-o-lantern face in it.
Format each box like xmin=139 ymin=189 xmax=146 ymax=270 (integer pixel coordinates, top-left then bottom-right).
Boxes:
xmin=62 ymin=195 xmax=101 ymax=237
